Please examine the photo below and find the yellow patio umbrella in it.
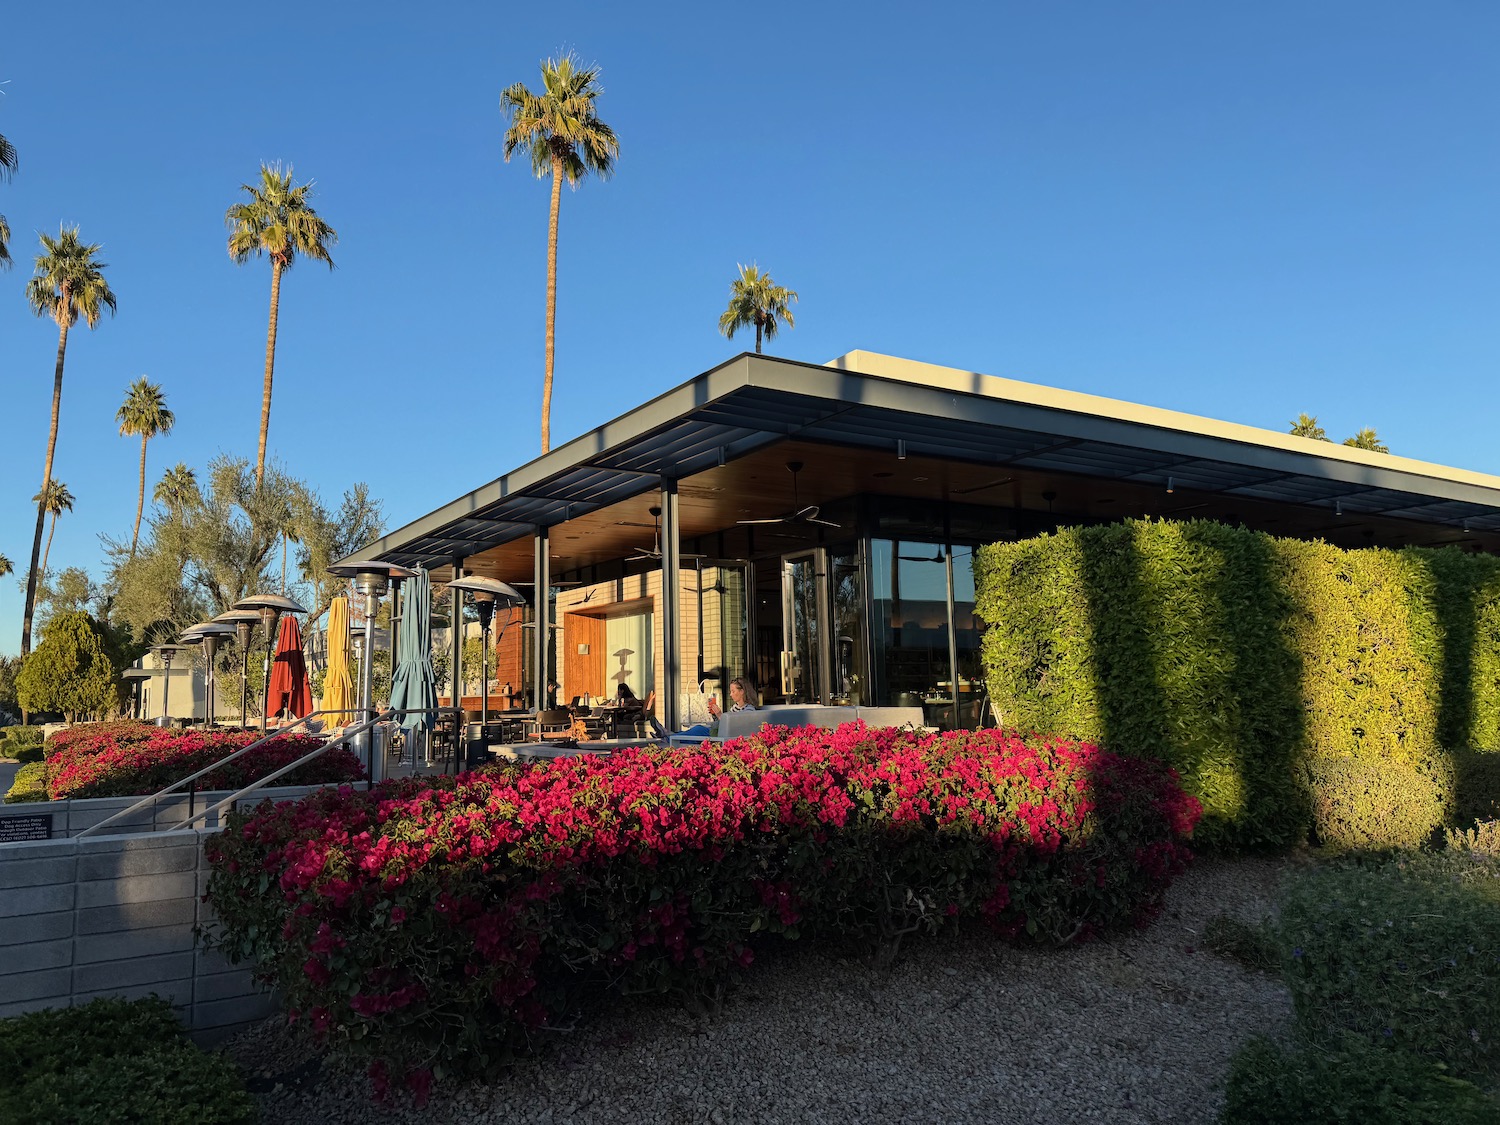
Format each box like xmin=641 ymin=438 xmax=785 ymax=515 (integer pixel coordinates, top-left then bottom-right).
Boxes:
xmin=323 ymin=596 xmax=356 ymax=718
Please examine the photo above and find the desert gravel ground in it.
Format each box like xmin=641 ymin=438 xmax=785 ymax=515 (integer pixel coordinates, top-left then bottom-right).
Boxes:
xmin=226 ymin=856 xmax=1295 ymax=1125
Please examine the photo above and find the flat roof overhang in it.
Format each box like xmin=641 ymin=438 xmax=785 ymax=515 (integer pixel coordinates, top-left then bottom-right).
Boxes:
xmin=344 ymin=350 xmax=1500 ymax=573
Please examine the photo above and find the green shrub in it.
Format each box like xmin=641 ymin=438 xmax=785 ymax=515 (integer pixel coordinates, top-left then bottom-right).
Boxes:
xmin=1278 ymin=853 xmax=1500 ymax=1082
xmin=1303 ymin=757 xmax=1447 ymax=851
xmin=4 ymin=762 xmax=49 ymax=804
xmin=13 ymin=747 xmax=44 ymax=765
xmin=0 ymin=996 xmax=254 ymax=1125
xmin=1202 ymin=914 xmax=1279 ymax=975
xmin=974 ymin=519 xmax=1500 ymax=849
xmin=0 ymin=727 xmax=44 ymax=759
xmin=1219 ymin=1034 xmax=1496 ymax=1125
xmin=1452 ymin=749 xmax=1500 ymax=828
xmin=1445 ymin=819 xmax=1500 ymax=857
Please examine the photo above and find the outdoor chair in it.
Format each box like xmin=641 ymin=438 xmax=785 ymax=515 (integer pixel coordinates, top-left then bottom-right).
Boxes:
xmin=532 ymin=708 xmax=573 ymax=742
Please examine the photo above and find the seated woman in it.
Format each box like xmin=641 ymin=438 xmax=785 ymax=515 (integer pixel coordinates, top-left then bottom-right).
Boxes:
xmin=675 ymin=677 xmax=759 ymax=740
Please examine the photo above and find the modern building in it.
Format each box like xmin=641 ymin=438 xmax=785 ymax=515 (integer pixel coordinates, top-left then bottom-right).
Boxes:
xmin=343 ymin=351 xmax=1500 ymax=733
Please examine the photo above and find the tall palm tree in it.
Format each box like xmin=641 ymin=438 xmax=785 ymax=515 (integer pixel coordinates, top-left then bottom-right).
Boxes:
xmin=116 ymin=378 xmax=175 ymax=554
xmin=226 ymin=164 xmax=337 ymax=490
xmin=33 ymin=480 xmax=74 ymax=580
xmin=0 ymin=554 xmax=12 ymax=580
xmin=154 ymin=463 xmax=200 ymax=514
xmin=22 ymin=226 xmax=116 ymax=655
xmin=0 ymin=127 xmax=15 ymax=268
xmin=501 ymin=55 xmax=620 ymax=454
xmin=718 ymin=264 xmax=798 ymax=354
xmin=1288 ymin=413 xmax=1328 ymax=441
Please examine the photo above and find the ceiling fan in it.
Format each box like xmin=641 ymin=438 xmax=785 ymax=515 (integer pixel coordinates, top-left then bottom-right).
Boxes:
xmin=896 ymin=547 xmax=947 ymax=563
xmin=737 ymin=462 xmax=842 ymax=529
xmin=629 ymin=506 xmax=707 ymax=562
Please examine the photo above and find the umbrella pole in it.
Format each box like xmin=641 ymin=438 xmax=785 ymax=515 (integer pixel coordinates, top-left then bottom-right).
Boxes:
xmin=261 ymin=616 xmax=278 ymax=733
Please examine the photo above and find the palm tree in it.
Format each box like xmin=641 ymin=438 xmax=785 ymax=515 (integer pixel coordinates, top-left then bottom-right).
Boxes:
xmin=0 ymin=127 xmax=15 ymax=268
xmin=226 ymin=164 xmax=337 ymax=490
xmin=501 ymin=55 xmax=620 ymax=454
xmin=154 ymin=463 xmax=200 ymax=514
xmin=22 ymin=226 xmax=116 ymax=655
xmin=0 ymin=554 xmax=12 ymax=579
xmin=33 ymin=480 xmax=74 ymax=580
xmin=116 ymin=378 xmax=176 ymax=554
xmin=1343 ymin=428 xmax=1390 ymax=453
xmin=1288 ymin=413 xmax=1328 ymax=441
xmin=718 ymin=264 xmax=798 ymax=354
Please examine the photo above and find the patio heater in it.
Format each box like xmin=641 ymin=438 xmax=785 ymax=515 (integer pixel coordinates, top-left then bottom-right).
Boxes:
xmin=447 ymin=576 xmax=526 ymax=727
xmin=231 ymin=594 xmax=308 ymax=732
xmin=214 ymin=609 xmax=263 ymax=728
xmin=180 ymin=622 xmax=236 ymax=727
xmin=325 ymin=562 xmax=415 ymax=729
xmin=149 ymin=644 xmax=190 ymax=727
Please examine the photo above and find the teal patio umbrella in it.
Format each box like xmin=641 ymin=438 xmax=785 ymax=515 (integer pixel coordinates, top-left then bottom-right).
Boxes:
xmin=389 ymin=566 xmax=437 ymax=734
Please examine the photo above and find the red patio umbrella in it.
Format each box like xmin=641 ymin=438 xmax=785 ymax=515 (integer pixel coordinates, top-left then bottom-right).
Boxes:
xmin=267 ymin=613 xmax=313 ymax=720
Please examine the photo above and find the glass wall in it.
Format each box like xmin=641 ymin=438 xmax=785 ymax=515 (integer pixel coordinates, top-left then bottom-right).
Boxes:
xmin=869 ymin=538 xmax=983 ymax=730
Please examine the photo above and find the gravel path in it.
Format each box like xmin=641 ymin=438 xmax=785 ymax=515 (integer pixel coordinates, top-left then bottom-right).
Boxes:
xmin=226 ymin=857 xmax=1294 ymax=1124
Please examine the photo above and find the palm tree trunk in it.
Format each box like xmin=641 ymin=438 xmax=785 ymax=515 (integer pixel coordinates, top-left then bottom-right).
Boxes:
xmin=281 ymin=534 xmax=288 ymax=595
xmin=41 ymin=514 xmax=57 ymax=579
xmin=131 ymin=434 xmax=148 ymax=555
xmin=22 ymin=317 xmax=69 ymax=655
xmin=542 ymin=154 xmax=564 ymax=454
xmin=256 ymin=260 xmax=284 ymax=490
xmin=755 ymin=321 xmax=763 ymax=355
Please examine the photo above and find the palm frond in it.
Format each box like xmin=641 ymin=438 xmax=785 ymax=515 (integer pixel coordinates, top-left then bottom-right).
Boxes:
xmin=27 ymin=225 xmax=117 ymax=329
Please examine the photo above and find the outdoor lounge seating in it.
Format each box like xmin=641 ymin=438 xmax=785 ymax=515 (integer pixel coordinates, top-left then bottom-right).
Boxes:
xmin=666 ymin=704 xmax=925 ymax=746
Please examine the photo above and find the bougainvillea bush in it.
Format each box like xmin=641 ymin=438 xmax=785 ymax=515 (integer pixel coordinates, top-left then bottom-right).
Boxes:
xmin=41 ymin=727 xmax=364 ymax=800
xmin=204 ymin=723 xmax=1201 ymax=1087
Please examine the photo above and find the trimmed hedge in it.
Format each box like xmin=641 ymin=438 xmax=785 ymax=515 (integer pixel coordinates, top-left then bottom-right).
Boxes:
xmin=3 ymin=762 xmax=48 ymax=804
xmin=0 ymin=996 xmax=255 ymax=1124
xmin=204 ymin=723 xmax=1201 ymax=1081
xmin=975 ymin=519 xmax=1500 ymax=849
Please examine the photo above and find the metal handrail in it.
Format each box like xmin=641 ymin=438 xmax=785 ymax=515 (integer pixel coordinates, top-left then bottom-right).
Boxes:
xmin=167 ymin=706 xmax=464 ymax=832
xmin=73 ymin=708 xmax=375 ymax=839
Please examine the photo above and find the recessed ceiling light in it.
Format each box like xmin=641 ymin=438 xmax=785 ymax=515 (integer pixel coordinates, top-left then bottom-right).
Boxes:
xmin=873 ymin=471 xmax=894 ymax=479
xmin=913 ymin=476 xmax=929 ymax=482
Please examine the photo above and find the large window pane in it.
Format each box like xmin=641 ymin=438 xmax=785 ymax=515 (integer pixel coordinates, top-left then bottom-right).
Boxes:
xmin=871 ymin=539 xmax=952 ymax=726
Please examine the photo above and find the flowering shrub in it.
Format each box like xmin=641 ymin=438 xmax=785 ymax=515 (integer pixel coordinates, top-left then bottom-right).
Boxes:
xmin=204 ymin=723 xmax=1201 ymax=1083
xmin=44 ymin=727 xmax=364 ymax=800
xmin=45 ymin=720 xmax=162 ymax=756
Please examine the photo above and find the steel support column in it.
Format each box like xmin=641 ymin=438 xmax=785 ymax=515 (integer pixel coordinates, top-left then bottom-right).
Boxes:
xmin=450 ymin=557 xmax=464 ymax=714
xmin=660 ymin=479 xmax=682 ymax=733
xmin=533 ymin=528 xmax=551 ymax=712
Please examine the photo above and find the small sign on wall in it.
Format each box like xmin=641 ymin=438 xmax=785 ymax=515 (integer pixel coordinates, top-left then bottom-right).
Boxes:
xmin=0 ymin=814 xmax=53 ymax=843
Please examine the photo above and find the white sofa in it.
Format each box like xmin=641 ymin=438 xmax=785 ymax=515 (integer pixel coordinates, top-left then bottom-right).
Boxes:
xmin=667 ymin=704 xmax=926 ymax=746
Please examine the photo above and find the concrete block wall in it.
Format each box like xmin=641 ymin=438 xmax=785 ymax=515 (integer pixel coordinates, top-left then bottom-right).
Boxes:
xmin=0 ymin=783 xmax=336 ymax=839
xmin=0 ymin=829 xmax=277 ymax=1037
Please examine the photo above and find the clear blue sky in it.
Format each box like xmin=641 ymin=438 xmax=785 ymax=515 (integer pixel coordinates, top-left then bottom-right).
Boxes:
xmin=2 ymin=1 xmax=1497 ymax=656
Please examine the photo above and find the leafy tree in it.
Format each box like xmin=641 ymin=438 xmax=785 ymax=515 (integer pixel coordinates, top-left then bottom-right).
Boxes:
xmin=153 ymin=463 xmax=199 ymax=514
xmin=1288 ymin=413 xmax=1329 ymax=441
xmin=0 ymin=655 xmax=20 ymax=716
xmin=1343 ymin=427 xmax=1390 ymax=453
xmin=502 ymin=54 xmax=619 ymax=454
xmin=116 ymin=378 xmax=175 ymax=554
xmin=0 ymin=125 xmax=14 ymax=268
xmin=40 ymin=567 xmax=98 ymax=617
xmin=719 ymin=264 xmax=798 ymax=355
xmin=225 ymin=164 xmax=337 ymax=489
xmin=22 ymin=227 xmax=116 ymax=655
xmin=33 ymin=480 xmax=74 ymax=580
xmin=15 ymin=611 xmax=122 ymax=722
xmin=107 ymin=456 xmax=381 ymax=647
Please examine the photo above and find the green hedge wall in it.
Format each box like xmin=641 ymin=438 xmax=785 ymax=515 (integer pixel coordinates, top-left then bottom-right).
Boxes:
xmin=973 ymin=519 xmax=1500 ymax=849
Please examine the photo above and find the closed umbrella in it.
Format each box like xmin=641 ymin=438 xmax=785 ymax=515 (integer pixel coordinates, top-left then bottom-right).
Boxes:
xmin=267 ymin=614 xmax=313 ymax=720
xmin=323 ymin=596 xmax=355 ymax=719
xmin=389 ymin=566 xmax=437 ymax=734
